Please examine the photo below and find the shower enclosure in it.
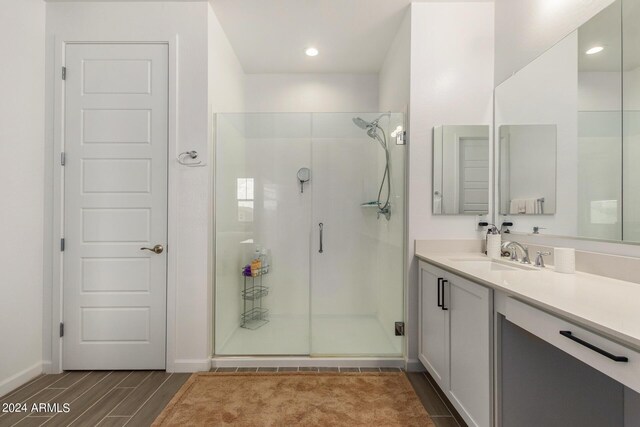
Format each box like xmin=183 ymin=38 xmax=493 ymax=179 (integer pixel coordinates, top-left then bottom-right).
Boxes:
xmin=214 ymin=112 xmax=405 ymax=357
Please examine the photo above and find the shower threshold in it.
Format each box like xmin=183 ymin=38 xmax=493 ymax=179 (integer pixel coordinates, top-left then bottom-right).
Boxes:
xmin=210 ymin=356 xmax=405 ymax=370
xmin=215 ymin=315 xmax=402 ymax=357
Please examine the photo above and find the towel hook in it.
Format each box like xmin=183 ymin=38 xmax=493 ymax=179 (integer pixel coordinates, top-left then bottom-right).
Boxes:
xmin=178 ymin=150 xmax=202 ymax=167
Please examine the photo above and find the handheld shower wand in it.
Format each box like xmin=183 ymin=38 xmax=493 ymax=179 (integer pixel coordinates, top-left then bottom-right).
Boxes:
xmin=352 ymin=114 xmax=392 ymax=220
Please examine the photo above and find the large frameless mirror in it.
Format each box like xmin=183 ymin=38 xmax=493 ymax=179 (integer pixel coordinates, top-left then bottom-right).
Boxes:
xmin=494 ymin=0 xmax=640 ymax=242
xmin=432 ymin=125 xmax=490 ymax=215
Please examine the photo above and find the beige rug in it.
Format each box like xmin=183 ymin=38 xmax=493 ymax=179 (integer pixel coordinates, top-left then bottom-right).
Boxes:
xmin=152 ymin=372 xmax=434 ymax=426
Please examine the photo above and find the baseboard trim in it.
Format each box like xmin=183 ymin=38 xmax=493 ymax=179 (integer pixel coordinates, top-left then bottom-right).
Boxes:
xmin=41 ymin=360 xmax=61 ymax=375
xmin=171 ymin=359 xmax=212 ymax=373
xmin=211 ymin=357 xmax=405 ymax=369
xmin=405 ymin=358 xmax=425 ymax=372
xmin=0 ymin=362 xmax=43 ymax=397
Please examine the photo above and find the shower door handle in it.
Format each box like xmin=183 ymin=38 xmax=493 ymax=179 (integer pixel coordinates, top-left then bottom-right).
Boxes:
xmin=319 ymin=223 xmax=324 ymax=253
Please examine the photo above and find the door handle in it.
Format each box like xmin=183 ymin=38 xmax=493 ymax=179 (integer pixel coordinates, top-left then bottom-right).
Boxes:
xmin=319 ymin=223 xmax=323 ymax=253
xmin=140 ymin=244 xmax=164 ymax=254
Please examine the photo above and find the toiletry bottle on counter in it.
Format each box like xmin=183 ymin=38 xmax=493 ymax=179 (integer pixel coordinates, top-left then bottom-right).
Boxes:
xmin=486 ymin=225 xmax=501 ymax=259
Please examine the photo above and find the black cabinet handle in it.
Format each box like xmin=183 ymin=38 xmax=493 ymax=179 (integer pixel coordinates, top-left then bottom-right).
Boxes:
xmin=437 ymin=278 xmax=443 ymax=307
xmin=559 ymin=331 xmax=628 ymax=363
xmin=441 ymin=279 xmax=449 ymax=311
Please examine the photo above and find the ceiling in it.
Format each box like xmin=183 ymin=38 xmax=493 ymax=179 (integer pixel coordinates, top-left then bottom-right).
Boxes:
xmin=211 ymin=0 xmax=491 ymax=74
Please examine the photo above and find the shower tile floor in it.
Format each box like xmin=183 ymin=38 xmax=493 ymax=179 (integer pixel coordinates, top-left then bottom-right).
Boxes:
xmin=216 ymin=315 xmax=401 ymax=356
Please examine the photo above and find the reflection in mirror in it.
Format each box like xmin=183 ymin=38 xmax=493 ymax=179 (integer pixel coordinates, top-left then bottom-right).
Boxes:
xmin=578 ymin=0 xmax=622 ymax=240
xmin=499 ymin=125 xmax=557 ymax=215
xmin=433 ymin=125 xmax=490 ymax=215
xmin=623 ymin=0 xmax=640 ymax=242
xmin=494 ymin=0 xmax=623 ymax=240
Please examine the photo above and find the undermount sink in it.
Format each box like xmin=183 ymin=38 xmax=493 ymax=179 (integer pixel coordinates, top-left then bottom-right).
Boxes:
xmin=447 ymin=257 xmax=538 ymax=272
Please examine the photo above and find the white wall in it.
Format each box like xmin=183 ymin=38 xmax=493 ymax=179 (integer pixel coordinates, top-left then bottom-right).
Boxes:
xmin=494 ymin=0 xmax=614 ymax=85
xmin=244 ymin=74 xmax=379 ymax=113
xmin=44 ymin=1 xmax=244 ymax=373
xmin=0 ymin=0 xmax=46 ymax=396
xmin=379 ymin=9 xmax=411 ymax=114
xmin=208 ymin=3 xmax=245 ymax=114
xmin=207 ymin=0 xmax=245 ymax=355
xmin=407 ymin=2 xmax=494 ymax=367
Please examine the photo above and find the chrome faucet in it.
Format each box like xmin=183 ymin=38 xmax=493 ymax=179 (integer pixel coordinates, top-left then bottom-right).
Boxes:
xmin=503 ymin=241 xmax=531 ymax=264
xmin=535 ymin=251 xmax=551 ymax=267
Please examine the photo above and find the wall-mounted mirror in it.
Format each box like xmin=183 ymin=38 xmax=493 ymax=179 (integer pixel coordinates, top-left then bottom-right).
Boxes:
xmin=433 ymin=125 xmax=490 ymax=215
xmin=494 ymin=0 xmax=640 ymax=242
xmin=498 ymin=125 xmax=557 ymax=215
xmin=623 ymin=0 xmax=640 ymax=242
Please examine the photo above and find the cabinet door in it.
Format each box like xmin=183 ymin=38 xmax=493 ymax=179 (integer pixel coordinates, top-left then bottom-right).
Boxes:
xmin=447 ymin=275 xmax=492 ymax=427
xmin=419 ymin=266 xmax=448 ymax=386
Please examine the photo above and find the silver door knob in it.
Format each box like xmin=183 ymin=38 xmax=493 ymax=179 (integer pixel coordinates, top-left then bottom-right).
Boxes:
xmin=140 ymin=244 xmax=164 ymax=254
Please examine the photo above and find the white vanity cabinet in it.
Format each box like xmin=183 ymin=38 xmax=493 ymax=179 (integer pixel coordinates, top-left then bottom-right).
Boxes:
xmin=419 ymin=261 xmax=492 ymax=427
xmin=419 ymin=265 xmax=448 ymax=384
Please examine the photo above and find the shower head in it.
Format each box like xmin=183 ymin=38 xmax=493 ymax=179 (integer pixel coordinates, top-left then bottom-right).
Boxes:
xmin=353 ymin=115 xmax=386 ymax=141
xmin=352 ymin=117 xmax=371 ymax=130
xmin=352 ymin=113 xmax=390 ymax=131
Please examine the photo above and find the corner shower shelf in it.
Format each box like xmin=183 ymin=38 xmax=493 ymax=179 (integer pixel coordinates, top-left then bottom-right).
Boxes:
xmin=240 ymin=307 xmax=269 ymax=330
xmin=242 ymin=285 xmax=269 ymax=301
xmin=241 ymin=267 xmax=269 ymax=330
xmin=242 ymin=266 xmax=269 ymax=277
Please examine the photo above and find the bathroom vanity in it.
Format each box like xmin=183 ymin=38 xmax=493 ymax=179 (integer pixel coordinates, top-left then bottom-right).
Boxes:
xmin=416 ymin=250 xmax=640 ymax=427
xmin=419 ymin=2 xmax=640 ymax=424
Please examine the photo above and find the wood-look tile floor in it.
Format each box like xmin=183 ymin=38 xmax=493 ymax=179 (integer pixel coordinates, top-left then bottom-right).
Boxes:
xmin=0 ymin=369 xmax=466 ymax=427
xmin=0 ymin=371 xmax=190 ymax=427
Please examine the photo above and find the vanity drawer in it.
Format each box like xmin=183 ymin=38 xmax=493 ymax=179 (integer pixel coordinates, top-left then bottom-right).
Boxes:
xmin=505 ymin=297 xmax=640 ymax=393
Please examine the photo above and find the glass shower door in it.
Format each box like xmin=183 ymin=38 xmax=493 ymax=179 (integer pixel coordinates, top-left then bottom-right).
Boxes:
xmin=214 ymin=113 xmax=312 ymax=355
xmin=214 ymin=112 xmax=405 ymax=357
xmin=310 ymin=113 xmax=405 ymax=356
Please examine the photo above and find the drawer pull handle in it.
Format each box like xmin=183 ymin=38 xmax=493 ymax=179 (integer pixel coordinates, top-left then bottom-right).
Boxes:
xmin=559 ymin=331 xmax=628 ymax=363
xmin=441 ymin=279 xmax=449 ymax=311
xmin=437 ymin=278 xmax=443 ymax=308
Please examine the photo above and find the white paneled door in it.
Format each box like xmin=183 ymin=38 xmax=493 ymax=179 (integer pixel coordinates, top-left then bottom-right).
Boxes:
xmin=63 ymin=44 xmax=168 ymax=370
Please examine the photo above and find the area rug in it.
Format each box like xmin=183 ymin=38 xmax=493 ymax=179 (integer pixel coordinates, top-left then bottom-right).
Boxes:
xmin=152 ymin=372 xmax=434 ymax=426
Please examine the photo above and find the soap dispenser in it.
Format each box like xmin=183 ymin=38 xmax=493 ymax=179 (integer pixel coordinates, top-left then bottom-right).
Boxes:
xmin=486 ymin=225 xmax=501 ymax=259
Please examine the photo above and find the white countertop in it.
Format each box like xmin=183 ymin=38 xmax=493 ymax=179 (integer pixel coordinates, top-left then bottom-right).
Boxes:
xmin=416 ymin=251 xmax=640 ymax=351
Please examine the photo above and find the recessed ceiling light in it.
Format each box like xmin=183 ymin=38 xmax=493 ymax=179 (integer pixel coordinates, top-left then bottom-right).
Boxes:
xmin=586 ymin=46 xmax=604 ymax=55
xmin=305 ymin=47 xmax=319 ymax=57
